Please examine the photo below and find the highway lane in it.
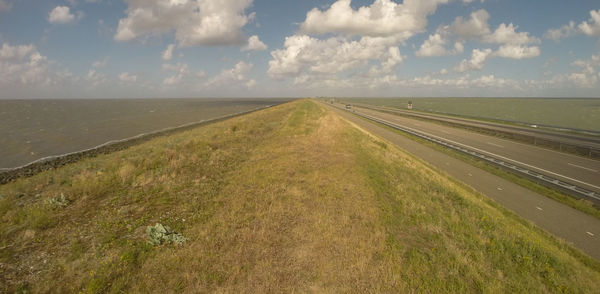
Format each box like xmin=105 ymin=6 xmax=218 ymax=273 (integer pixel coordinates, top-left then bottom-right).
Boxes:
xmin=350 ymin=104 xmax=600 ymax=194
xmin=322 ymin=102 xmax=600 ymax=260
xmin=351 ymin=103 xmax=600 ymax=147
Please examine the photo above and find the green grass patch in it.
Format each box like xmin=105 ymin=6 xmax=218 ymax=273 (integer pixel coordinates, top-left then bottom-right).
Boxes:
xmin=1 ymin=99 xmax=599 ymax=292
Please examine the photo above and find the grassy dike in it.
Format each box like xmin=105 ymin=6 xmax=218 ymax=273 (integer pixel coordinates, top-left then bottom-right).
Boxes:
xmin=1 ymin=99 xmax=599 ymax=292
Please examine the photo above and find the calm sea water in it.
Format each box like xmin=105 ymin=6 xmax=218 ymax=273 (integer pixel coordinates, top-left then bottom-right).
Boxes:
xmin=0 ymin=98 xmax=292 ymax=169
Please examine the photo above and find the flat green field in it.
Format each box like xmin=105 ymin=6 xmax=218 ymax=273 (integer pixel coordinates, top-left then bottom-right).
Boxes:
xmin=343 ymin=98 xmax=600 ymax=132
xmin=1 ymin=100 xmax=599 ymax=292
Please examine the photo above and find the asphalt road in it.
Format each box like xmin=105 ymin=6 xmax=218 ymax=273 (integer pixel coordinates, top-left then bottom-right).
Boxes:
xmin=323 ymin=102 xmax=600 ymax=261
xmin=350 ymin=104 xmax=600 ymax=195
xmin=352 ymin=103 xmax=600 ymax=147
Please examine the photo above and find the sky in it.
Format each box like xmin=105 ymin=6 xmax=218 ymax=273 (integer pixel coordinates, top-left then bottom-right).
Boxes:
xmin=0 ymin=0 xmax=599 ymax=99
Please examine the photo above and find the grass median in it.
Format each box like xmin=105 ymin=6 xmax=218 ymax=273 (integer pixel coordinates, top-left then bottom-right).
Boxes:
xmin=1 ymin=99 xmax=599 ymax=292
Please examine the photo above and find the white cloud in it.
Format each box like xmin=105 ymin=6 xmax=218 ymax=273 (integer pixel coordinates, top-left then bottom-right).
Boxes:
xmin=92 ymin=57 xmax=109 ymax=68
xmin=118 ymin=72 xmax=137 ymax=83
xmin=451 ymin=9 xmax=539 ymax=47
xmin=451 ymin=9 xmax=491 ymax=39
xmin=300 ymin=0 xmax=448 ymax=41
xmin=494 ymin=44 xmax=540 ymax=59
xmin=578 ymin=9 xmax=600 ymax=37
xmin=269 ymin=0 xmax=452 ymax=86
xmin=568 ymin=54 xmax=600 ymax=88
xmin=416 ymin=30 xmax=464 ymax=57
xmin=48 ymin=6 xmax=81 ymax=24
xmin=268 ymin=34 xmax=404 ymax=79
xmin=545 ymin=9 xmax=600 ymax=41
xmin=242 ymin=35 xmax=267 ymax=51
xmin=447 ymin=9 xmax=540 ymax=64
xmin=114 ymin=0 xmax=254 ymax=47
xmin=162 ymin=62 xmax=190 ymax=86
xmin=245 ymin=79 xmax=256 ymax=88
xmin=483 ymin=23 xmax=539 ymax=45
xmin=85 ymin=69 xmax=107 ymax=86
xmin=162 ymin=44 xmax=175 ymax=61
xmin=416 ymin=33 xmax=446 ymax=57
xmin=544 ymin=21 xmax=577 ymax=42
xmin=0 ymin=43 xmax=35 ymax=60
xmin=0 ymin=43 xmax=61 ymax=87
xmin=454 ymin=44 xmax=539 ymax=72
xmin=270 ymin=72 xmax=527 ymax=95
xmin=455 ymin=48 xmax=493 ymax=72
xmin=205 ymin=61 xmax=253 ymax=88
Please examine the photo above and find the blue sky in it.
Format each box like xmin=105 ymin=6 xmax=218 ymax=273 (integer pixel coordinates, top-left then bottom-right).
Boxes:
xmin=0 ymin=0 xmax=599 ymax=98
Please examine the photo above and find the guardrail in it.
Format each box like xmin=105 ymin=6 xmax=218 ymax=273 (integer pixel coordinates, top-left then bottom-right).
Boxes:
xmin=0 ymin=104 xmax=276 ymax=185
xmin=347 ymin=108 xmax=600 ymax=205
xmin=353 ymin=104 xmax=600 ymax=160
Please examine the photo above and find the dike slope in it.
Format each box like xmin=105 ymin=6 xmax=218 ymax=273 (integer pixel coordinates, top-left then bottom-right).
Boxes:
xmin=1 ymin=100 xmax=599 ymax=293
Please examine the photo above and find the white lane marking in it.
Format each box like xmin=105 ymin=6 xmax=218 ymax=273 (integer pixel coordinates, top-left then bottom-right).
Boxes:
xmin=486 ymin=142 xmax=504 ymax=148
xmin=568 ymin=163 xmax=598 ymax=173
xmin=587 ymin=232 xmax=595 ymax=237
xmin=497 ymin=187 xmax=503 ymax=191
xmin=536 ymin=206 xmax=543 ymax=211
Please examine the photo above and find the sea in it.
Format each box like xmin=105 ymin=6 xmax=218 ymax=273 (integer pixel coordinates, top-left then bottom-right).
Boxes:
xmin=0 ymin=98 xmax=292 ymax=169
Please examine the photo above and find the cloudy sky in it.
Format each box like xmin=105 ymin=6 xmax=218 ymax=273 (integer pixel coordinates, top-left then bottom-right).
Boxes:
xmin=0 ymin=0 xmax=599 ymax=98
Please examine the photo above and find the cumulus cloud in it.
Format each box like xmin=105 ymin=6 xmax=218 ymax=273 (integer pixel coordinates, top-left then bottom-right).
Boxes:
xmin=48 ymin=6 xmax=81 ymax=24
xmin=245 ymin=79 xmax=256 ymax=88
xmin=268 ymin=0 xmax=452 ymax=87
xmin=161 ymin=62 xmax=201 ymax=86
xmin=446 ymin=9 xmax=540 ymax=65
xmin=205 ymin=61 xmax=253 ymax=88
xmin=451 ymin=9 xmax=539 ymax=46
xmin=272 ymin=71 xmax=526 ymax=95
xmin=545 ymin=9 xmax=600 ymax=41
xmin=118 ymin=72 xmax=137 ymax=83
xmin=162 ymin=44 xmax=175 ymax=61
xmin=455 ymin=48 xmax=493 ymax=72
xmin=416 ymin=28 xmax=464 ymax=57
xmin=268 ymin=35 xmax=404 ymax=80
xmin=0 ymin=43 xmax=35 ymax=60
xmin=0 ymin=43 xmax=65 ymax=87
xmin=417 ymin=8 xmax=540 ymax=62
xmin=300 ymin=0 xmax=448 ymax=41
xmin=494 ymin=44 xmax=540 ymax=59
xmin=578 ymin=9 xmax=600 ymax=37
xmin=483 ymin=23 xmax=539 ymax=45
xmin=454 ymin=44 xmax=539 ymax=72
xmin=85 ymin=69 xmax=107 ymax=87
xmin=451 ymin=9 xmax=491 ymax=39
xmin=399 ymin=74 xmax=517 ymax=89
xmin=242 ymin=35 xmax=267 ymax=51
xmin=114 ymin=0 xmax=254 ymax=47
xmin=544 ymin=21 xmax=577 ymax=42
xmin=568 ymin=54 xmax=600 ymax=88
